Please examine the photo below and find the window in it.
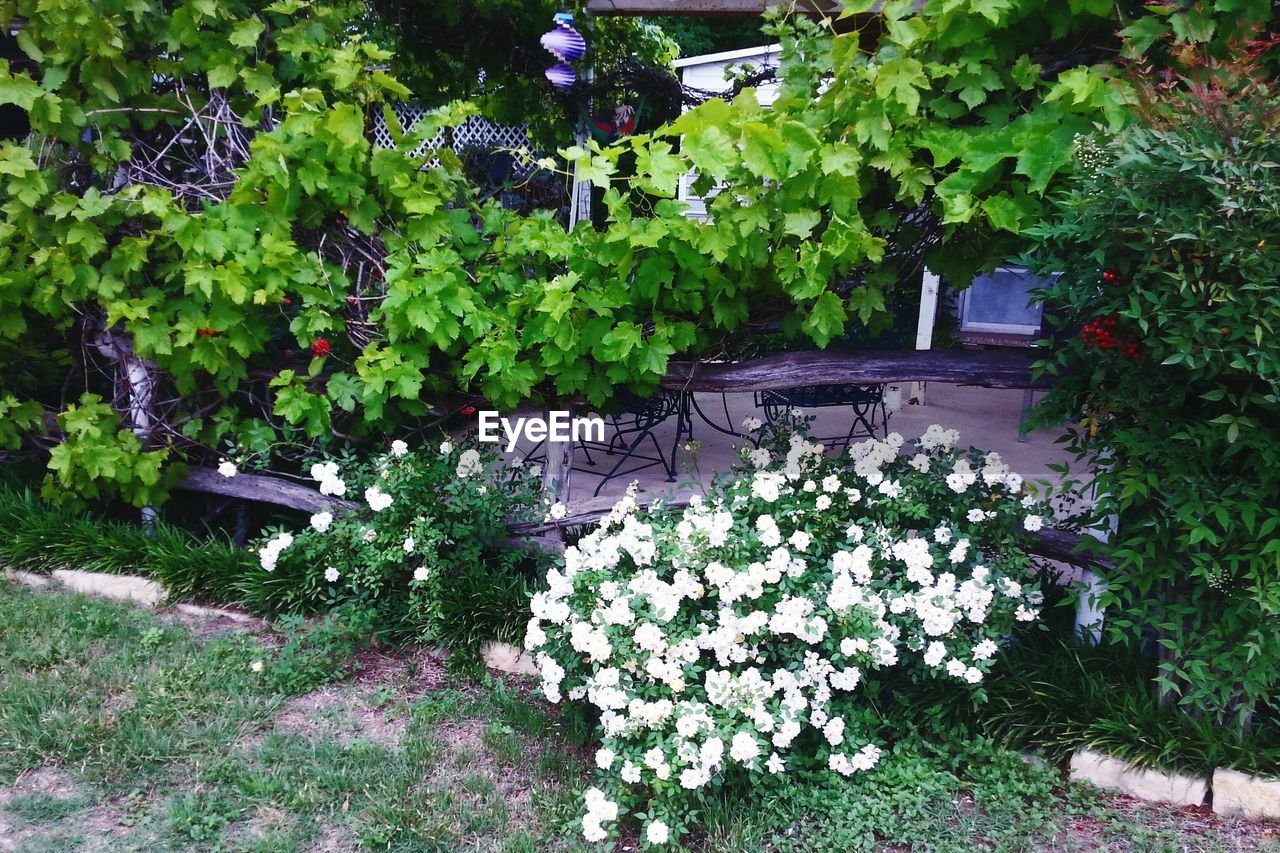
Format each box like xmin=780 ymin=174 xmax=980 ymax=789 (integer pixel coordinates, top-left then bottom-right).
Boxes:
xmin=957 ymin=266 xmax=1051 ymax=336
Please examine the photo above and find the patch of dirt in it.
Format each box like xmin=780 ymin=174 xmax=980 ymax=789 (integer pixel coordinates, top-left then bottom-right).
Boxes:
xmin=308 ymin=822 xmax=359 ymax=852
xmin=0 ymin=766 xmax=137 ymax=852
xmin=273 ymin=683 xmax=405 ymax=747
xmin=1059 ymin=792 xmax=1280 ymax=851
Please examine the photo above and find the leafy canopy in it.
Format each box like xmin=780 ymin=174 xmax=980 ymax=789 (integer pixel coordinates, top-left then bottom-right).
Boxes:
xmin=0 ymin=0 xmax=1262 ymax=504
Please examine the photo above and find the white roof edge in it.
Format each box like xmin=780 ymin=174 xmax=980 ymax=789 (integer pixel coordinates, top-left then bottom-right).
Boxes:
xmin=673 ymin=43 xmax=782 ymax=68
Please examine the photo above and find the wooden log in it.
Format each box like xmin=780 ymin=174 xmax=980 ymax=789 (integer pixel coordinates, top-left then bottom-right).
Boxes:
xmin=175 ymin=467 xmax=358 ymax=514
xmin=509 ymin=488 xmax=1110 ymax=571
xmin=588 ymin=0 xmax=849 ymax=17
xmin=660 ymin=349 xmax=1049 ymax=393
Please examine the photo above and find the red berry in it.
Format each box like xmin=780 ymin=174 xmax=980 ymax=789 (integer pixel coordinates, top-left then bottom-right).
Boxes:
xmin=282 ymin=297 xmax=292 ymax=306
xmin=311 ymin=338 xmax=331 ymax=357
xmin=460 ymin=405 xmax=476 ymax=416
xmin=347 ymin=295 xmax=357 ymax=305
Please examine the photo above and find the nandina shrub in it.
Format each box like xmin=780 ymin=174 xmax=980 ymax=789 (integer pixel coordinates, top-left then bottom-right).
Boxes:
xmin=525 ymin=421 xmax=1050 ymax=846
xmin=1024 ymin=36 xmax=1280 ymax=727
xmin=242 ymin=438 xmax=546 ymax=648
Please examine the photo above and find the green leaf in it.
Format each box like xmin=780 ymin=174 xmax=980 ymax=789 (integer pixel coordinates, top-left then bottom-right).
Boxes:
xmin=874 ymin=58 xmax=927 ymax=115
xmin=681 ymin=126 xmax=738 ymax=176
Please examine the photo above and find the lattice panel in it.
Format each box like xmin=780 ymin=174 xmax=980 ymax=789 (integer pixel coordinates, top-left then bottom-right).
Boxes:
xmin=370 ymin=105 xmax=536 ymax=177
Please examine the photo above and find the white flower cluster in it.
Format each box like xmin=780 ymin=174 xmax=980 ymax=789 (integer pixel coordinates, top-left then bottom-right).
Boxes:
xmin=364 ymin=484 xmax=393 ymax=512
xmin=310 ymin=460 xmax=347 ymax=496
xmin=528 ymin=426 xmax=1047 ymax=847
xmin=257 ymin=532 xmax=293 ymax=572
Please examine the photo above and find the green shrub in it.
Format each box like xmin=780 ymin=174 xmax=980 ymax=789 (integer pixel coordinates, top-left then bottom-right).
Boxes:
xmin=239 ymin=437 xmax=546 ymax=649
xmin=1026 ymin=38 xmax=1280 ymax=727
xmin=978 ymin=636 xmax=1280 ymax=776
xmin=0 ymin=486 xmax=252 ymax=600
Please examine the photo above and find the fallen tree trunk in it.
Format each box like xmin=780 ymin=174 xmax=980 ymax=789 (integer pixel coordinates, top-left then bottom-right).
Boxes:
xmin=175 ymin=467 xmax=358 ymax=514
xmin=660 ymin=349 xmax=1049 ymax=393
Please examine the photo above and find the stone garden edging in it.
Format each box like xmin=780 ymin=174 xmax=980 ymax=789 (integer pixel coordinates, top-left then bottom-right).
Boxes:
xmin=4 ymin=567 xmax=529 ymax=675
xmin=1070 ymin=748 xmax=1280 ymax=820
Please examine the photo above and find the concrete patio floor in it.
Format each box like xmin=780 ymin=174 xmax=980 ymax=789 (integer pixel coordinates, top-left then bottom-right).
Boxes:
xmin=522 ymin=383 xmax=1086 ymax=507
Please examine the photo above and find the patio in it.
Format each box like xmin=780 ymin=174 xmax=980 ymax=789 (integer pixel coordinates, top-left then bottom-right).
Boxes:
xmin=511 ymin=383 xmax=1082 ymax=505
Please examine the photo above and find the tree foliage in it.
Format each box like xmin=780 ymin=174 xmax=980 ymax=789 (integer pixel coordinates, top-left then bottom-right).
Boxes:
xmin=1025 ymin=29 xmax=1280 ymax=726
xmin=0 ymin=0 xmax=1263 ymax=504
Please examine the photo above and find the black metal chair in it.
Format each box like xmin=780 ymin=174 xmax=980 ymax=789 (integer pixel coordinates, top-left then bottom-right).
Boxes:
xmin=518 ymin=390 xmax=683 ymax=497
xmin=755 ymin=383 xmax=890 ymax=451
xmin=576 ymin=390 xmax=681 ymax=496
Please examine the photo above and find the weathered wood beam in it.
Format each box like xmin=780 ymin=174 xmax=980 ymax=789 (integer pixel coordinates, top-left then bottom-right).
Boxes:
xmin=508 ymin=487 xmax=1109 ymax=571
xmin=586 ymin=0 xmax=843 ymax=16
xmin=660 ymin=349 xmax=1050 ymax=393
xmin=175 ymin=467 xmax=358 ymax=514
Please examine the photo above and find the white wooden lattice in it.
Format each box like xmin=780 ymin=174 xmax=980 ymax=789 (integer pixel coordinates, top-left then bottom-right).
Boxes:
xmin=371 ymin=105 xmax=536 ymax=177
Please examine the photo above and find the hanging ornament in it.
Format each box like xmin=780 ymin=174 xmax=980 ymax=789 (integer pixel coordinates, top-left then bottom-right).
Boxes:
xmin=545 ymin=62 xmax=577 ymax=89
xmin=541 ymin=12 xmax=587 ymax=62
xmin=541 ymin=12 xmax=586 ymax=89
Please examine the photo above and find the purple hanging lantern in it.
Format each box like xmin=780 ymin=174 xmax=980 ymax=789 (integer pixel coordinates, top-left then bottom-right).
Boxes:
xmin=541 ymin=13 xmax=587 ymax=62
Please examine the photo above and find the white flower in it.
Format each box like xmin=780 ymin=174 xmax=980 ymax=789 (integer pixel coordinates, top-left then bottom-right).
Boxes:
xmin=456 ymin=448 xmax=483 ymax=478
xmin=439 ymin=441 xmax=454 ymax=455
xmin=324 ymin=566 xmax=340 ymax=583
xmin=250 ymin=660 xmax=264 ymax=673
xmin=362 ymin=528 xmax=376 ymax=543
xmin=972 ymin=639 xmax=999 ymax=660
xmin=741 ymin=416 xmax=762 ymax=431
xmin=390 ymin=439 xmax=409 ymax=457
xmin=365 ymin=485 xmax=393 ymax=512
xmin=402 ymin=537 xmax=414 ymax=553
xmin=788 ymin=530 xmax=811 ymax=551
xmin=850 ymin=743 xmax=882 ymax=771
xmin=823 ymin=716 xmax=846 ymax=746
xmin=646 ymin=819 xmax=670 ymax=846
xmin=310 ymin=511 xmax=333 ymax=533
xmin=595 ymin=747 xmax=616 ymax=770
xmin=730 ymin=731 xmax=760 ymax=763
xmin=548 ymin=502 xmax=567 ymax=521
xmin=1023 ymin=514 xmax=1044 ymax=532
xmin=217 ymin=460 xmax=237 ymax=478
xmin=766 ymin=752 xmax=786 ymax=774
xmin=310 ymin=461 xmax=340 ymax=482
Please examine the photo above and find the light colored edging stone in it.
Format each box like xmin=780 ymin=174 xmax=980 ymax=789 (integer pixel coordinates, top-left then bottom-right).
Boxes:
xmin=10 ymin=567 xmax=523 ymax=672
xmin=481 ymin=641 xmax=537 ymax=676
xmin=3 ymin=569 xmax=52 ymax=589
xmin=1213 ymin=768 xmax=1280 ymax=820
xmin=1069 ymin=748 xmax=1208 ymax=807
xmin=50 ymin=569 xmax=166 ymax=607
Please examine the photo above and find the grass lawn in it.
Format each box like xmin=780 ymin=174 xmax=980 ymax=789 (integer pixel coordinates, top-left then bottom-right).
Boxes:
xmin=1 ymin=579 xmax=1277 ymax=852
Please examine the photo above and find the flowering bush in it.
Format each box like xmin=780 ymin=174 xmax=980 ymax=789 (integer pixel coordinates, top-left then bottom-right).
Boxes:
xmin=242 ymin=438 xmax=545 ymax=648
xmin=526 ymin=422 xmax=1050 ymax=846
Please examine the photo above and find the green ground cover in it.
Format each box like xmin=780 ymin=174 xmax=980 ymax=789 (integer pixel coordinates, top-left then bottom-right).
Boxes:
xmin=1 ymin=580 xmax=1276 ymax=852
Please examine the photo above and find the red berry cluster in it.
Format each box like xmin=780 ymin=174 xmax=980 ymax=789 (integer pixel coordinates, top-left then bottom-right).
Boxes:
xmin=197 ymin=327 xmax=217 ymax=337
xmin=1081 ymin=315 xmax=1141 ymax=360
xmin=310 ymin=337 xmax=332 ymax=357
xmin=1101 ymin=268 xmax=1125 ymax=286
